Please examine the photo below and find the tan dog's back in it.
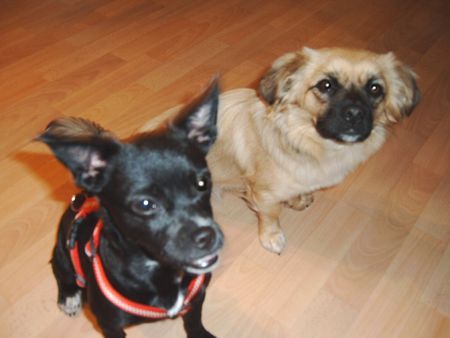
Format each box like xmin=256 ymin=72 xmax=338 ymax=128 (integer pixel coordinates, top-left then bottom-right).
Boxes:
xmin=207 ymin=89 xmax=264 ymax=190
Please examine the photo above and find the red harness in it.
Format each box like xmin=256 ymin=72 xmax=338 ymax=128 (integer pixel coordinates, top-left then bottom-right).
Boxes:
xmin=68 ymin=194 xmax=205 ymax=319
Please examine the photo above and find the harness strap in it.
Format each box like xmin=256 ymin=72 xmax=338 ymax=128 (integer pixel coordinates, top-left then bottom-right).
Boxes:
xmin=70 ymin=243 xmax=86 ymax=287
xmin=67 ymin=194 xmax=205 ymax=319
xmin=68 ymin=194 xmax=100 ymax=288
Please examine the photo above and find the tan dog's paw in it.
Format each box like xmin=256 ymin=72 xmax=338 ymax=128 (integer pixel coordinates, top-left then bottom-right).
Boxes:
xmin=285 ymin=193 xmax=314 ymax=211
xmin=259 ymin=228 xmax=286 ymax=254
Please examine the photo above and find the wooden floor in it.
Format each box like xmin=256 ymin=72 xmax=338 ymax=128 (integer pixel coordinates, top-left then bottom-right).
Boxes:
xmin=1 ymin=0 xmax=449 ymax=337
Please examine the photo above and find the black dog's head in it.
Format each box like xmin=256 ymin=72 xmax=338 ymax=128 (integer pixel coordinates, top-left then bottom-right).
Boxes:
xmin=38 ymin=80 xmax=223 ymax=274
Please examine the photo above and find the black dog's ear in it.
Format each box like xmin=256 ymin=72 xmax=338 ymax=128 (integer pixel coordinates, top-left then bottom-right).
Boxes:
xmin=36 ymin=117 xmax=121 ymax=193
xmin=170 ymin=77 xmax=219 ymax=153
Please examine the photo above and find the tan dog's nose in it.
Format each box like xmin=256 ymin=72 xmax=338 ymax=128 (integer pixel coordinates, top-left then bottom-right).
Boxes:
xmin=343 ymin=105 xmax=364 ymax=124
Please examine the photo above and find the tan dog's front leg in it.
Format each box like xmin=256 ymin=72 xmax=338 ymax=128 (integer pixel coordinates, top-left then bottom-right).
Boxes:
xmin=247 ymin=188 xmax=286 ymax=254
xmin=257 ymin=203 xmax=285 ymax=254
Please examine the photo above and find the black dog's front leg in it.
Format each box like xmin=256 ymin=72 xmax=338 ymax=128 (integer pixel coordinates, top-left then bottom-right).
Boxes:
xmin=182 ymin=290 xmax=216 ymax=338
xmin=89 ymin=288 xmax=128 ymax=338
xmin=51 ymin=212 xmax=84 ymax=317
xmin=52 ymin=246 xmax=83 ymax=317
xmin=99 ymin=326 xmax=126 ymax=338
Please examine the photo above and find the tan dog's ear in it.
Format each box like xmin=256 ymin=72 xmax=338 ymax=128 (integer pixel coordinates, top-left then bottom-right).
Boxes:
xmin=383 ymin=53 xmax=421 ymax=122
xmin=258 ymin=48 xmax=309 ymax=105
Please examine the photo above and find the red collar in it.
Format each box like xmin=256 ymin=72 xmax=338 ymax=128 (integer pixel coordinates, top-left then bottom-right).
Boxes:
xmin=68 ymin=194 xmax=205 ymax=319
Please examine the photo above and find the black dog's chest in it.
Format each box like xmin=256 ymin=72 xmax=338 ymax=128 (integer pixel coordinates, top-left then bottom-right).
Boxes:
xmin=64 ymin=205 xmax=200 ymax=317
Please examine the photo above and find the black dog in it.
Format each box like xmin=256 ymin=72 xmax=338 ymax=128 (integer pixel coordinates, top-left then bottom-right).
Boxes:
xmin=38 ymin=80 xmax=223 ymax=338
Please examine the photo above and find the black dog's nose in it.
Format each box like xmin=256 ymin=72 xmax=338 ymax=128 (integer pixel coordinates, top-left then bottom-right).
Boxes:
xmin=342 ymin=105 xmax=365 ymax=123
xmin=191 ymin=228 xmax=215 ymax=249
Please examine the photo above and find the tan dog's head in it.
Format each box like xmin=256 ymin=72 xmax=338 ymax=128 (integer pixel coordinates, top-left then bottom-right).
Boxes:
xmin=259 ymin=47 xmax=420 ymax=143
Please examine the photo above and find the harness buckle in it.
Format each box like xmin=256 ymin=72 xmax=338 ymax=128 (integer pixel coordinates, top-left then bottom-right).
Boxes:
xmin=70 ymin=193 xmax=86 ymax=212
xmin=85 ymin=237 xmax=97 ymax=259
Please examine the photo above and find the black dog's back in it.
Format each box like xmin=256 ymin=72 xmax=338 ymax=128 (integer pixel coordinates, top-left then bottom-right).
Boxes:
xmin=39 ymin=79 xmax=222 ymax=338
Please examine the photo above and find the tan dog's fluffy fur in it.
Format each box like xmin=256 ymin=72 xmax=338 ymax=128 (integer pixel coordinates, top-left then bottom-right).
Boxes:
xmin=207 ymin=47 xmax=420 ymax=253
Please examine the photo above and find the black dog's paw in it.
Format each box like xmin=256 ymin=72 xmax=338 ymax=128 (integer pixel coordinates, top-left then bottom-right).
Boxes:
xmin=57 ymin=290 xmax=82 ymax=317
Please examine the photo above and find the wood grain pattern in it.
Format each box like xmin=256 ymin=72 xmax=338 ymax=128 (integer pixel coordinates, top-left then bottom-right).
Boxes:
xmin=0 ymin=0 xmax=449 ymax=337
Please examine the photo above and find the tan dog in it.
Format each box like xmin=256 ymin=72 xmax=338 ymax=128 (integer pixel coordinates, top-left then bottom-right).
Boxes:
xmin=207 ymin=47 xmax=420 ymax=254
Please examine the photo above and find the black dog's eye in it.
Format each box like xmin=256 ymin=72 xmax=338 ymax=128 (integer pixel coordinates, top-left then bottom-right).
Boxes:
xmin=367 ymin=83 xmax=384 ymax=98
xmin=316 ymin=78 xmax=337 ymax=95
xmin=196 ymin=176 xmax=209 ymax=191
xmin=131 ymin=198 xmax=158 ymax=215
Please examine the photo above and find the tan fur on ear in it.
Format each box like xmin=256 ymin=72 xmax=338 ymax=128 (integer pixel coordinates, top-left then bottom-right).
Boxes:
xmin=40 ymin=117 xmax=116 ymax=142
xmin=258 ymin=50 xmax=308 ymax=105
xmin=381 ymin=53 xmax=420 ymax=123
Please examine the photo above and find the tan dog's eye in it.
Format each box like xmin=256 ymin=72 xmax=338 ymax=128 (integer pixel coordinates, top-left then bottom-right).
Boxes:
xmin=315 ymin=78 xmax=338 ymax=95
xmin=368 ymin=83 xmax=384 ymax=98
